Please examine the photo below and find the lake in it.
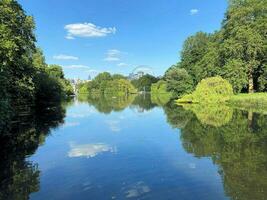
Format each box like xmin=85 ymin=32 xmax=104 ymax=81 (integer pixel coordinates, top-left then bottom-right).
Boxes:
xmin=1 ymin=94 xmax=267 ymax=200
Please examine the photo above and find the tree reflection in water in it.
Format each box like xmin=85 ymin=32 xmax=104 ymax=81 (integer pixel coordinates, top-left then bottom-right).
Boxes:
xmin=1 ymin=95 xmax=267 ymax=200
xmin=163 ymin=103 xmax=267 ymax=200
xmin=78 ymin=94 xmax=136 ymax=114
xmin=78 ymin=93 xmax=157 ymax=114
xmin=0 ymin=102 xmax=67 ymax=200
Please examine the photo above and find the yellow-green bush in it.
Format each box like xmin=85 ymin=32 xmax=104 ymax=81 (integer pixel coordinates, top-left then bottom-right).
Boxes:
xmin=177 ymin=76 xmax=233 ymax=104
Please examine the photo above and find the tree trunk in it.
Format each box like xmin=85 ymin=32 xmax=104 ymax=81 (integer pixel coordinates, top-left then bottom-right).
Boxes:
xmin=248 ymin=68 xmax=254 ymax=93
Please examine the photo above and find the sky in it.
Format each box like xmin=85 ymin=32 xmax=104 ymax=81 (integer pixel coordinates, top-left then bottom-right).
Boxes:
xmin=18 ymin=0 xmax=227 ymax=80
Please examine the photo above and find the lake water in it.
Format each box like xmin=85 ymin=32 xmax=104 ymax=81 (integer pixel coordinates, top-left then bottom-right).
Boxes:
xmin=1 ymin=95 xmax=267 ymax=200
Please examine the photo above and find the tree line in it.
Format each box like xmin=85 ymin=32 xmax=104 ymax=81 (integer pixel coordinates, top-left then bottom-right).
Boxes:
xmin=0 ymin=0 xmax=74 ymax=119
xmin=78 ymin=72 xmax=160 ymax=96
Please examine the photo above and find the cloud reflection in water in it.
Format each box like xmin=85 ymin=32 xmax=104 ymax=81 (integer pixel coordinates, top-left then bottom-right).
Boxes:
xmin=68 ymin=143 xmax=116 ymax=158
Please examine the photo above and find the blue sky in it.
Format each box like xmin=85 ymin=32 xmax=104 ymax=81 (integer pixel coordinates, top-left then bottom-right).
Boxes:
xmin=19 ymin=0 xmax=227 ymax=80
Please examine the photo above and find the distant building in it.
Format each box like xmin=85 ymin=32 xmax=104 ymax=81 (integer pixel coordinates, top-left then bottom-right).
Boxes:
xmin=128 ymin=71 xmax=145 ymax=80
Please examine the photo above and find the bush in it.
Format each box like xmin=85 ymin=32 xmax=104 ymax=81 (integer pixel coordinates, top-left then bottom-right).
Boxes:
xmin=177 ymin=76 xmax=233 ymax=104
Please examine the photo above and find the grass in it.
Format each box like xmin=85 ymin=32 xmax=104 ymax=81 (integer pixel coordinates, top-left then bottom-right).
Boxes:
xmin=227 ymin=93 xmax=267 ymax=112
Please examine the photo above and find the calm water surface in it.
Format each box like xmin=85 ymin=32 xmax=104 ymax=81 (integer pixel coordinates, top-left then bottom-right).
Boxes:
xmin=1 ymin=95 xmax=267 ymax=200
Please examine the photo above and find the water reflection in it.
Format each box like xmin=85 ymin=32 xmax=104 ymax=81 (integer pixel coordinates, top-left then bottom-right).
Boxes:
xmin=130 ymin=94 xmax=157 ymax=112
xmin=68 ymin=143 xmax=116 ymax=158
xmin=181 ymin=104 xmax=233 ymax=127
xmin=0 ymin=95 xmax=267 ymax=200
xmin=0 ymin=102 xmax=67 ymax=200
xmin=164 ymin=104 xmax=267 ymax=200
xmin=78 ymin=94 xmax=136 ymax=114
xmin=124 ymin=181 xmax=151 ymax=198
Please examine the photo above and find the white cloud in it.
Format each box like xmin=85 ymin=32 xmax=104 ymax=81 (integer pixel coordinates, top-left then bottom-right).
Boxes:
xmin=190 ymin=9 xmax=199 ymax=15
xmin=68 ymin=143 xmax=116 ymax=158
xmin=63 ymin=65 xmax=90 ymax=69
xmin=65 ymin=35 xmax=75 ymax=40
xmin=65 ymin=23 xmax=116 ymax=39
xmin=53 ymin=54 xmax=79 ymax=60
xmin=117 ymin=62 xmax=128 ymax=67
xmin=104 ymin=49 xmax=121 ymax=62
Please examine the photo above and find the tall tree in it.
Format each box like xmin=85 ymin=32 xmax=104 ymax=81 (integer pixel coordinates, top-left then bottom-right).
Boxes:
xmin=221 ymin=0 xmax=267 ymax=93
xmin=180 ymin=32 xmax=211 ymax=85
xmin=0 ymin=0 xmax=36 ymax=103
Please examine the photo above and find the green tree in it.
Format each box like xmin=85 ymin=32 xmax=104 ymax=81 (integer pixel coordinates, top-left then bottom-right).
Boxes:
xmin=32 ymin=48 xmax=47 ymax=72
xmin=180 ymin=32 xmax=212 ymax=85
xmin=0 ymin=0 xmax=36 ymax=104
xmin=221 ymin=0 xmax=266 ymax=93
xmin=131 ymin=74 xmax=159 ymax=92
xmin=46 ymin=65 xmax=64 ymax=79
xmin=112 ymin=74 xmax=126 ymax=80
xmin=165 ymin=67 xmax=193 ymax=98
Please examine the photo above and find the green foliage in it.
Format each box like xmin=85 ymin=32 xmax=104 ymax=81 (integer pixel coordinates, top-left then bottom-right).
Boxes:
xmin=32 ymin=51 xmax=74 ymax=100
xmin=46 ymin=65 xmax=64 ymax=79
xmin=163 ymin=102 xmax=267 ymax=200
xmin=221 ymin=59 xmax=248 ymax=93
xmin=228 ymin=93 xmax=267 ymax=111
xmin=78 ymin=72 xmax=137 ymax=97
xmin=131 ymin=74 xmax=159 ymax=92
xmin=0 ymin=0 xmax=73 ymax=116
xmin=78 ymin=94 xmax=136 ymax=114
xmin=0 ymin=0 xmax=36 ymax=104
xmin=112 ymin=74 xmax=127 ymax=80
xmin=34 ymin=73 xmax=62 ymax=104
xmin=104 ymin=79 xmax=137 ymax=96
xmin=165 ymin=0 xmax=267 ymax=94
xmin=177 ymin=76 xmax=234 ymax=104
xmin=180 ymin=32 xmax=212 ymax=85
xmin=165 ymin=68 xmax=193 ymax=98
xmin=151 ymin=80 xmax=172 ymax=105
xmin=131 ymin=94 xmax=157 ymax=111
xmin=0 ymin=99 xmax=66 ymax=199
xmin=78 ymin=83 xmax=89 ymax=94
xmin=182 ymin=104 xmax=234 ymax=127
xmin=60 ymin=79 xmax=74 ymax=97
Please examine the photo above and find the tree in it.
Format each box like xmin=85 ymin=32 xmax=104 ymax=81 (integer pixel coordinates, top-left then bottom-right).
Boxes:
xmin=46 ymin=65 xmax=64 ymax=79
xmin=112 ymin=74 xmax=126 ymax=80
xmin=180 ymin=32 xmax=212 ymax=85
xmin=164 ymin=0 xmax=267 ymax=94
xmin=131 ymin=74 xmax=159 ymax=92
xmin=221 ymin=59 xmax=248 ymax=93
xmin=221 ymin=0 xmax=266 ymax=93
xmin=165 ymin=67 xmax=193 ymax=98
xmin=32 ymin=48 xmax=47 ymax=72
xmin=0 ymin=0 xmax=36 ymax=104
